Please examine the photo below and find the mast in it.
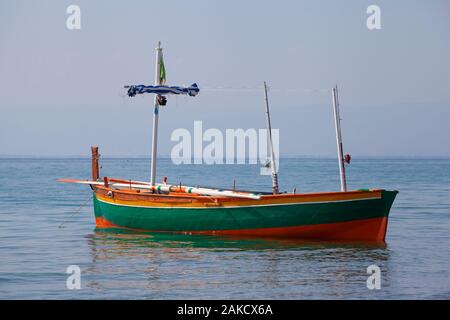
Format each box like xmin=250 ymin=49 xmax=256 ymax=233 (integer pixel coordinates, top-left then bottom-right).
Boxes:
xmin=150 ymin=41 xmax=163 ymax=185
xmin=263 ymin=82 xmax=279 ymax=194
xmin=331 ymin=85 xmax=347 ymax=192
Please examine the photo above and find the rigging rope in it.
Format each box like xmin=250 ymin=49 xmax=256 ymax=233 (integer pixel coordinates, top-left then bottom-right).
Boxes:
xmin=201 ymin=86 xmax=329 ymax=93
xmin=58 ymin=195 xmax=92 ymax=229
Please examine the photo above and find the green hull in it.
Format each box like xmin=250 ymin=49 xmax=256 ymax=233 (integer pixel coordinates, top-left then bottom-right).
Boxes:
xmin=93 ymin=190 xmax=397 ymax=233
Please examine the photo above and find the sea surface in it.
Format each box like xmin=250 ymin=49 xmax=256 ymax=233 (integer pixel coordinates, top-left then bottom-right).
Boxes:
xmin=0 ymin=157 xmax=449 ymax=299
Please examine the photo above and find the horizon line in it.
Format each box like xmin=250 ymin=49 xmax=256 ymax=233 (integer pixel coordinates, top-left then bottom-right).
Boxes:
xmin=1 ymin=155 xmax=450 ymax=160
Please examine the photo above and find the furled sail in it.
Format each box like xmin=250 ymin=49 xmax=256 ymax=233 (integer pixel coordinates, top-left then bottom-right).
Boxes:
xmin=126 ymin=83 xmax=199 ymax=97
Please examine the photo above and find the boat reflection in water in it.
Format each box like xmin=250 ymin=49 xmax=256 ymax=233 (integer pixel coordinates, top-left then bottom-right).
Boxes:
xmin=83 ymin=228 xmax=391 ymax=299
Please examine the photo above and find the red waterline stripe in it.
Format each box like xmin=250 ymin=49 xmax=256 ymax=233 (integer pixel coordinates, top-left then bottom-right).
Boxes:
xmin=95 ymin=216 xmax=389 ymax=242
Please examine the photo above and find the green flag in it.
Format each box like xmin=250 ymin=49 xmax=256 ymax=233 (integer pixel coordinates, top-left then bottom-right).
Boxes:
xmin=159 ymin=54 xmax=166 ymax=85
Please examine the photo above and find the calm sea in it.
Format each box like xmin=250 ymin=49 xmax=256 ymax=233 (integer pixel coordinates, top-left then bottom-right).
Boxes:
xmin=0 ymin=157 xmax=449 ymax=299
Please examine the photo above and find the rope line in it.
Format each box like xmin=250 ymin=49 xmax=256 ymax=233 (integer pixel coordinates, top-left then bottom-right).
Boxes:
xmin=58 ymin=195 xmax=92 ymax=229
xmin=202 ymin=86 xmax=329 ymax=93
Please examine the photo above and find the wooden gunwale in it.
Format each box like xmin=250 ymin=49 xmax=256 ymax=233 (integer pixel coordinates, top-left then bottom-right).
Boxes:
xmin=93 ymin=184 xmax=383 ymax=208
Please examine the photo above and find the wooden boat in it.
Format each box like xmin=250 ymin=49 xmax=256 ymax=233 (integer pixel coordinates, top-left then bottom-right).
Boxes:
xmin=60 ymin=42 xmax=398 ymax=242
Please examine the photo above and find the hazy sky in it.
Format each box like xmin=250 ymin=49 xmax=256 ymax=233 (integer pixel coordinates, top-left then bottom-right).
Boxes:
xmin=1 ymin=0 xmax=449 ymax=157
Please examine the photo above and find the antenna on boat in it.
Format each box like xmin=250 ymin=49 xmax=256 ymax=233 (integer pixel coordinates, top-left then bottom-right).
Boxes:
xmin=331 ymin=84 xmax=347 ymax=192
xmin=263 ymin=82 xmax=279 ymax=194
xmin=150 ymin=41 xmax=163 ymax=185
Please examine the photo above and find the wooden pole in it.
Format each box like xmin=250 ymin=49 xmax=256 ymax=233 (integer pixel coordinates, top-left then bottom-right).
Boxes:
xmin=91 ymin=146 xmax=100 ymax=181
xmin=263 ymin=82 xmax=279 ymax=194
xmin=332 ymin=85 xmax=347 ymax=192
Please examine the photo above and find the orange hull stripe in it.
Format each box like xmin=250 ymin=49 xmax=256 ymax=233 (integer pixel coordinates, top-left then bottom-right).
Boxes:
xmin=95 ymin=217 xmax=388 ymax=242
xmin=193 ymin=217 xmax=389 ymax=242
xmin=95 ymin=217 xmax=119 ymax=228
